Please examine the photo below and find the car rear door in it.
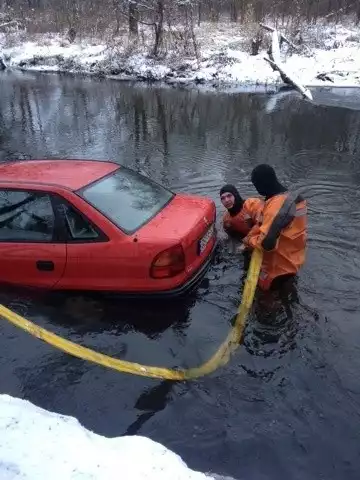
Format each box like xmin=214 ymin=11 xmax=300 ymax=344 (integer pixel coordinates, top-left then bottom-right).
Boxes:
xmin=51 ymin=196 xmax=139 ymax=292
xmin=0 ymin=188 xmax=66 ymax=288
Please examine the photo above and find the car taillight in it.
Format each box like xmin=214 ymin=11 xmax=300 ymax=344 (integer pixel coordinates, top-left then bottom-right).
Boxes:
xmin=150 ymin=245 xmax=185 ymax=279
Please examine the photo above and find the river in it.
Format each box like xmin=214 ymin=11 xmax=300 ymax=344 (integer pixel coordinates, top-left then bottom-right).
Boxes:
xmin=1 ymin=70 xmax=360 ymax=479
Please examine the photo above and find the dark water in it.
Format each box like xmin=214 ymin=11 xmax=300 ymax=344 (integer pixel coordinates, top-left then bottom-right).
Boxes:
xmin=1 ymin=70 xmax=360 ymax=479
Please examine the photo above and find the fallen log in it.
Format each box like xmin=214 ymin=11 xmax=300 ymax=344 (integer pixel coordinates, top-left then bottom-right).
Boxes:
xmin=265 ymin=57 xmax=313 ymax=101
xmin=259 ymin=22 xmax=300 ymax=52
xmin=264 ymin=29 xmax=313 ymax=101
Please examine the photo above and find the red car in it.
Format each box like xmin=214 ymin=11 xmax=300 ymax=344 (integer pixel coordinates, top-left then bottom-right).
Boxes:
xmin=0 ymin=159 xmax=217 ymax=296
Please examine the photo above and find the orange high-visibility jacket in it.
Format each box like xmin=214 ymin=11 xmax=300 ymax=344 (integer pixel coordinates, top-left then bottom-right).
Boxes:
xmin=223 ymin=198 xmax=264 ymax=237
xmin=243 ymin=193 xmax=307 ymax=290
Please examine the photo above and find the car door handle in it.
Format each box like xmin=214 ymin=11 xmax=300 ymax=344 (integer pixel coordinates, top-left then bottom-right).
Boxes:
xmin=36 ymin=260 xmax=54 ymax=272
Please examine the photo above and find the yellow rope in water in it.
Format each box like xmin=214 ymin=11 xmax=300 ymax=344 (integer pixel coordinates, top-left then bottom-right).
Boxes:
xmin=0 ymin=249 xmax=262 ymax=381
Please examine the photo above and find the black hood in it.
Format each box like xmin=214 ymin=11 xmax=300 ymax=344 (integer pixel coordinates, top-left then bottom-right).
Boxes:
xmin=220 ymin=184 xmax=244 ymax=216
xmin=251 ymin=164 xmax=287 ymax=199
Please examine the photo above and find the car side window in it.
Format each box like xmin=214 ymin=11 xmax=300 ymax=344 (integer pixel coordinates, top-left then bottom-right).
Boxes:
xmin=61 ymin=203 xmax=99 ymax=241
xmin=0 ymin=190 xmax=55 ymax=242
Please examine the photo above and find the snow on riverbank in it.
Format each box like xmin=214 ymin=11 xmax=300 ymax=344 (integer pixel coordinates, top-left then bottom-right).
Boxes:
xmin=0 ymin=394 xmax=227 ymax=480
xmin=0 ymin=21 xmax=360 ymax=88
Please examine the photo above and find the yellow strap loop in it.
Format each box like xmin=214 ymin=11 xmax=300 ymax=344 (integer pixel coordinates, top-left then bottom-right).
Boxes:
xmin=0 ymin=249 xmax=263 ymax=381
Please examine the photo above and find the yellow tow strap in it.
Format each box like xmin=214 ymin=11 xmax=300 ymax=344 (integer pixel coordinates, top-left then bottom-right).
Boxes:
xmin=0 ymin=249 xmax=262 ymax=381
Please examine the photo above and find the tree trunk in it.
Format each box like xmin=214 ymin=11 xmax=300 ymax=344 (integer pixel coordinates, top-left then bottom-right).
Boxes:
xmin=230 ymin=0 xmax=238 ymax=22
xmin=254 ymin=0 xmax=264 ymax=22
xmin=66 ymin=0 xmax=79 ymax=30
xmin=189 ymin=5 xmax=200 ymax=64
xmin=153 ymin=24 xmax=162 ymax=57
xmin=152 ymin=0 xmax=164 ymax=57
xmin=114 ymin=13 xmax=120 ymax=35
xmin=239 ymin=0 xmax=247 ymax=22
xmin=129 ymin=0 xmax=138 ymax=36
xmin=306 ymin=0 xmax=314 ymax=22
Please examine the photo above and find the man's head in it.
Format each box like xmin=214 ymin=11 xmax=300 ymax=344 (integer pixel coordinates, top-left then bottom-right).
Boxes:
xmin=220 ymin=184 xmax=243 ymax=216
xmin=251 ymin=164 xmax=286 ymax=198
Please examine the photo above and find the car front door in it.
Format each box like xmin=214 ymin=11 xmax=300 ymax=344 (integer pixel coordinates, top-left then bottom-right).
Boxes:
xmin=0 ymin=188 xmax=66 ymax=288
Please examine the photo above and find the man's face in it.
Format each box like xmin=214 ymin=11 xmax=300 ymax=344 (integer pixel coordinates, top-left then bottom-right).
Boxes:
xmin=221 ymin=192 xmax=235 ymax=209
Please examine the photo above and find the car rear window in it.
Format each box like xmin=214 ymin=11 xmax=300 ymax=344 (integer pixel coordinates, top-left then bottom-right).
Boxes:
xmin=79 ymin=167 xmax=174 ymax=233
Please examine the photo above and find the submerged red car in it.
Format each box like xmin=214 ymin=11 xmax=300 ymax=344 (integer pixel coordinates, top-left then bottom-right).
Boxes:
xmin=0 ymin=159 xmax=217 ymax=296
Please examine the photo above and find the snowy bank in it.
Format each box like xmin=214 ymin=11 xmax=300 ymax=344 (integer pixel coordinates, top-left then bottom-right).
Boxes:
xmin=0 ymin=22 xmax=360 ymax=88
xmin=0 ymin=394 xmax=228 ymax=480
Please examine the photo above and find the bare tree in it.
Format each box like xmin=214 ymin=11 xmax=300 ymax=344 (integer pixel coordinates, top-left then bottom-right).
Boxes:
xmin=2 ymin=0 xmax=360 ymax=54
xmin=152 ymin=0 xmax=165 ymax=56
xmin=129 ymin=0 xmax=139 ymax=35
xmin=230 ymin=0 xmax=238 ymax=21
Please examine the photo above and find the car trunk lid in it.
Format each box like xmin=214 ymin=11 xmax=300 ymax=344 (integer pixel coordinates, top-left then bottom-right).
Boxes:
xmin=138 ymin=193 xmax=216 ymax=265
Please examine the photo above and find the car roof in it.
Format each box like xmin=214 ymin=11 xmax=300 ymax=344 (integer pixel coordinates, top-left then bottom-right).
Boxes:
xmin=0 ymin=159 xmax=119 ymax=190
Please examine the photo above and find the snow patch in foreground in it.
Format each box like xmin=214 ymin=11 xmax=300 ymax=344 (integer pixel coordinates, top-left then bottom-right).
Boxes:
xmin=0 ymin=394 xmax=221 ymax=480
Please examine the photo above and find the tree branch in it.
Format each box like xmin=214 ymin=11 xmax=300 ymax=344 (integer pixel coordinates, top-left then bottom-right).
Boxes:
xmin=124 ymin=0 xmax=159 ymax=14
xmin=116 ymin=8 xmax=156 ymax=27
xmin=133 ymin=1 xmax=157 ymax=13
xmin=324 ymin=1 xmax=356 ymax=18
xmin=0 ymin=20 xmax=20 ymax=29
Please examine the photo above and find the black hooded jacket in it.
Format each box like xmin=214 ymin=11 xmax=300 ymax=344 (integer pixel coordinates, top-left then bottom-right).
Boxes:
xmin=251 ymin=164 xmax=287 ymax=200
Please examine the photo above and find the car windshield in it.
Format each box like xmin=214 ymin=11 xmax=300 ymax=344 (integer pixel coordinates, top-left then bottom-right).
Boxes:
xmin=79 ymin=167 xmax=174 ymax=233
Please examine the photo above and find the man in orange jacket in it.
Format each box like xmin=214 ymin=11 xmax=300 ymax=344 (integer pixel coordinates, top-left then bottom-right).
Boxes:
xmin=241 ymin=165 xmax=307 ymax=291
xmin=220 ymin=184 xmax=263 ymax=238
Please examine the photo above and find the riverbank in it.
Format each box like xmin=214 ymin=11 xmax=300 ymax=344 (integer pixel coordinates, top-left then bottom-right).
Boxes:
xmin=1 ymin=20 xmax=359 ymax=88
xmin=1 ymin=394 xmax=231 ymax=480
